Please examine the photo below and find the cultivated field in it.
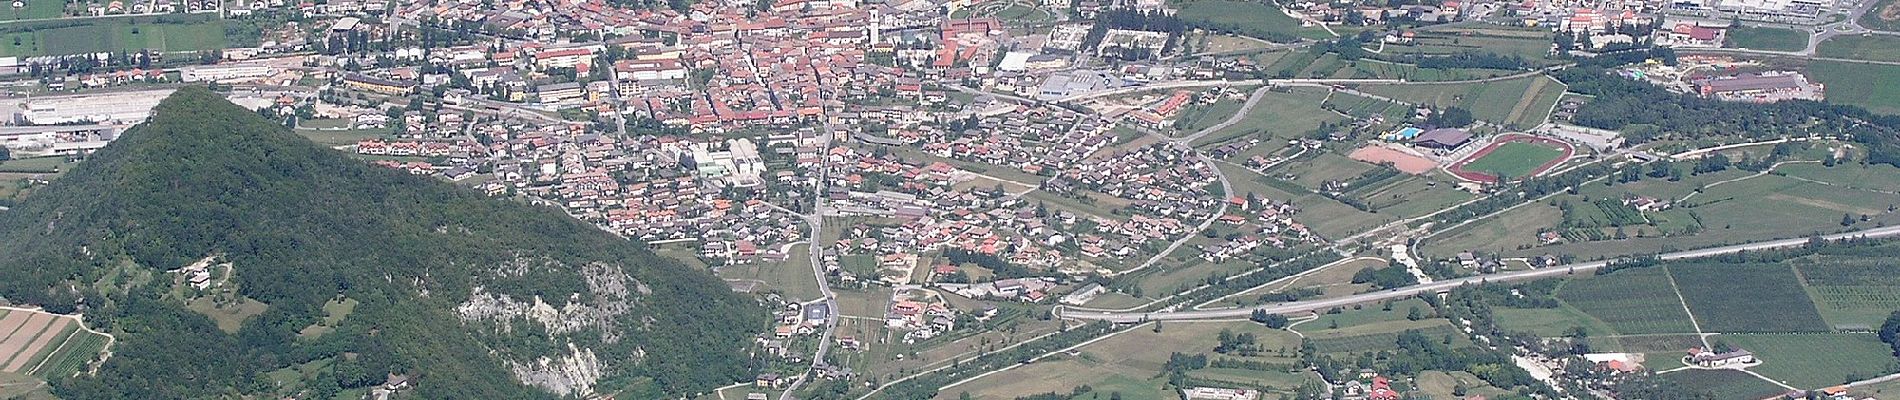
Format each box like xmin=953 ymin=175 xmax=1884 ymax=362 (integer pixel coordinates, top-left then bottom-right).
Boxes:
xmin=1356 ymin=75 xmax=1565 ymax=128
xmin=1672 ymin=263 xmax=1830 ymax=333
xmin=0 ymin=16 xmax=229 ymax=57
xmin=1552 ymin=268 xmax=1698 ymax=335
xmin=1713 ymin=333 xmax=1897 ymax=388
xmin=1191 ymin=87 xmax=1343 ymax=148
xmin=950 ymin=321 xmax=1304 ymax=399
xmin=1662 ymin=369 xmax=1786 ymax=400
xmin=0 ymin=308 xmax=110 ymax=379
xmin=1796 ymin=255 xmax=1900 ymax=328
xmin=1173 ymin=0 xmax=1312 ymax=41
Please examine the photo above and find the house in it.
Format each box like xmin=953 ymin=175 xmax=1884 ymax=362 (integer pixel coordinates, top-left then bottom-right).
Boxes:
xmin=755 ymin=373 xmax=789 ymax=388
xmin=1182 ymin=387 xmax=1258 ymax=400
xmin=342 ymin=74 xmax=415 ymax=95
xmin=1687 ymin=347 xmax=1755 ymax=367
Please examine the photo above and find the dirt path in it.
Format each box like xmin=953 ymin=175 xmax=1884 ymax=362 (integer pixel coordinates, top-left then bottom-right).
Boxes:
xmin=4 ymin=318 xmax=70 ymax=372
xmin=0 ymin=313 xmax=54 ymax=366
xmin=1502 ymin=77 xmax=1550 ymax=127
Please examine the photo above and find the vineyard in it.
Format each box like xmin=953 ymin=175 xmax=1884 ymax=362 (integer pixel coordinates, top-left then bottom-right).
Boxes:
xmin=33 ymin=331 xmax=109 ymax=378
xmin=1670 ymin=263 xmax=1831 ymax=333
xmin=1554 ymin=268 xmax=1698 ymax=335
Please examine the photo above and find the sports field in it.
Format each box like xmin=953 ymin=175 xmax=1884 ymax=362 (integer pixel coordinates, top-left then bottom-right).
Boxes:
xmin=1448 ymin=134 xmax=1572 ymax=182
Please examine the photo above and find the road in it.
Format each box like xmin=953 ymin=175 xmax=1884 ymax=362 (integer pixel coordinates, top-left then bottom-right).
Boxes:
xmin=780 ymin=119 xmax=840 ymax=400
xmin=1064 ymin=225 xmax=1900 ymax=322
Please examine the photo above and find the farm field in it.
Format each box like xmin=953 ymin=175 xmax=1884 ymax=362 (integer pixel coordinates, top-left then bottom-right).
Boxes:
xmin=1458 ymin=142 xmax=1565 ymax=179
xmin=1420 ymin=202 xmax=1561 ymax=257
xmin=1355 ymin=75 xmax=1565 ymax=128
xmin=1492 ymin=305 xmax=1618 ymax=337
xmin=1661 ymin=369 xmax=1786 ymax=400
xmin=1795 ymin=255 xmax=1900 ymax=328
xmin=1173 ymin=0 xmax=1317 ymax=42
xmin=1670 ymin=263 xmax=1829 ymax=333
xmin=1817 ymin=35 xmax=1900 ymax=63
xmin=950 ymin=321 xmax=1303 ymax=399
xmin=714 ymin=245 xmax=822 ymax=302
xmin=0 ymin=17 xmax=229 ymax=57
xmin=0 ymin=157 xmax=74 ymax=173
xmin=1216 ymin=158 xmax=1388 ymax=239
xmin=1712 ymin=333 xmax=1897 ymax=389
xmin=1191 ymin=87 xmax=1343 ymax=148
xmin=1301 ymin=320 xmax=1462 ymax=354
xmin=1723 ymin=26 xmax=1808 ymax=51
xmin=1552 ymin=268 xmax=1698 ymax=335
xmin=0 ymin=308 xmax=109 ymax=379
xmin=1401 ymin=25 xmax=1558 ymax=63
xmin=0 ymin=0 xmax=63 ymax=21
xmin=1810 ymin=60 xmax=1900 ymax=115
xmin=1296 ymin=298 xmax=1436 ymax=334
xmin=1267 ymin=49 xmax=1519 ymax=81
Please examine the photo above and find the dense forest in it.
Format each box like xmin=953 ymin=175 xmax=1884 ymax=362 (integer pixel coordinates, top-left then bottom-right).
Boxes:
xmin=0 ymin=87 xmax=767 ymax=398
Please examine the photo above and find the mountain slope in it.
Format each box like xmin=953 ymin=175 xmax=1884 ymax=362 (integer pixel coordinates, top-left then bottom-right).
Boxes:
xmin=0 ymin=87 xmax=766 ymax=398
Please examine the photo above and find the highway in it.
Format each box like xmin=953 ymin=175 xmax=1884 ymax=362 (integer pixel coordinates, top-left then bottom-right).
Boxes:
xmin=1064 ymin=225 xmax=1900 ymax=323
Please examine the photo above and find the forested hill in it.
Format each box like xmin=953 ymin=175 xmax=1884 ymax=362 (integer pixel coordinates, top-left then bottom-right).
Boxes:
xmin=0 ymin=87 xmax=767 ymax=399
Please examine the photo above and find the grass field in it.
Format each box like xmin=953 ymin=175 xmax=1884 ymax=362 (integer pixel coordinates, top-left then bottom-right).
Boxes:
xmin=1713 ymin=333 xmax=1897 ymax=388
xmin=1810 ymin=60 xmax=1900 ymax=115
xmin=1302 ymin=320 xmax=1462 ymax=353
xmin=1492 ymin=305 xmax=1618 ymax=337
xmin=1671 ymin=263 xmax=1830 ymax=333
xmin=1817 ymin=35 xmax=1900 ymax=63
xmin=1356 ymin=75 xmax=1565 ymax=128
xmin=1460 ymin=142 xmax=1565 ymax=179
xmin=1662 ymin=369 xmax=1787 ymax=399
xmin=1191 ymin=87 xmax=1343 ymax=148
xmin=1553 ymin=268 xmax=1699 ymax=335
xmin=716 ymin=245 xmax=822 ymax=301
xmin=1724 ymin=26 xmax=1808 ymax=51
xmin=1402 ymin=25 xmax=1558 ymax=64
xmin=953 ymin=321 xmax=1303 ymax=399
xmin=0 ymin=0 xmax=64 ymax=21
xmin=0 ymin=17 xmax=228 ymax=57
xmin=0 ymin=157 xmax=74 ymax=173
xmin=1862 ymin=0 xmax=1900 ymax=31
xmin=1174 ymin=0 xmax=1313 ymax=42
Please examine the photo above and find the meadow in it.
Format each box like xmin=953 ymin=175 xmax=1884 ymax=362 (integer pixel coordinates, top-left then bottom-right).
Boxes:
xmin=951 ymin=321 xmax=1303 ymax=399
xmin=1173 ymin=0 xmax=1316 ymax=42
xmin=1810 ymin=61 xmax=1900 ymax=115
xmin=0 ymin=15 xmax=227 ymax=57
xmin=1356 ymin=75 xmax=1564 ymax=129
xmin=1713 ymin=333 xmax=1897 ymax=388
xmin=1723 ymin=26 xmax=1808 ymax=51
xmin=1816 ymin=35 xmax=1900 ymax=63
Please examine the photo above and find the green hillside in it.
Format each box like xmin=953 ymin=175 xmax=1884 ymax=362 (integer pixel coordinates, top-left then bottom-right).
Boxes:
xmin=0 ymin=87 xmax=766 ymax=399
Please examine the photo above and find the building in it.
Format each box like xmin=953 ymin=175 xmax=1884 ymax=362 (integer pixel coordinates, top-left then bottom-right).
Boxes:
xmin=179 ymin=65 xmax=275 ymax=82
xmin=1688 ymin=348 xmax=1755 ymax=367
xmin=536 ymin=82 xmax=585 ymax=103
xmin=20 ymin=90 xmax=173 ymax=125
xmin=1693 ymin=72 xmax=1821 ymax=103
xmin=1411 ymin=128 xmax=1472 ymax=149
xmin=342 ymin=74 xmax=415 ymax=95
xmin=1182 ymin=387 xmax=1259 ymax=400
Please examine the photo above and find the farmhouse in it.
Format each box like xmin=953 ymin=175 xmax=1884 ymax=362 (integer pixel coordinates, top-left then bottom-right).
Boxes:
xmin=1686 ymin=347 xmax=1755 ymax=367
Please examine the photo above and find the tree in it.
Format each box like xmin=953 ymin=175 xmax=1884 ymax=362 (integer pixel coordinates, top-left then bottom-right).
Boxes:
xmin=1406 ymin=306 xmax=1423 ymax=321
xmin=1843 ymin=213 xmax=1856 ymax=227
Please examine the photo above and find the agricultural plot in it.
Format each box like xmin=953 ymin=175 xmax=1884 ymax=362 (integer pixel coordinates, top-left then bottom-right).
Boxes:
xmin=0 ymin=0 xmax=64 ymax=21
xmin=1191 ymin=87 xmax=1343 ymax=148
xmin=1713 ymin=333 xmax=1897 ymax=389
xmin=1553 ymin=268 xmax=1698 ymax=335
xmin=0 ymin=17 xmax=229 ymax=57
xmin=0 ymin=309 xmax=109 ymax=379
xmin=953 ymin=321 xmax=1302 ymax=399
xmin=1420 ymin=202 xmax=1562 ymax=257
xmin=1491 ymin=305 xmax=1617 ymax=337
xmin=1401 ymin=25 xmax=1557 ymax=62
xmin=1810 ymin=61 xmax=1900 ymax=115
xmin=1669 ymin=263 xmax=1830 ymax=333
xmin=1796 ymin=255 xmax=1900 ymax=328
xmin=1174 ymin=0 xmax=1310 ymax=42
xmin=1303 ymin=321 xmax=1462 ymax=353
xmin=1662 ymin=369 xmax=1787 ymax=400
xmin=1356 ymin=75 xmax=1565 ymax=128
